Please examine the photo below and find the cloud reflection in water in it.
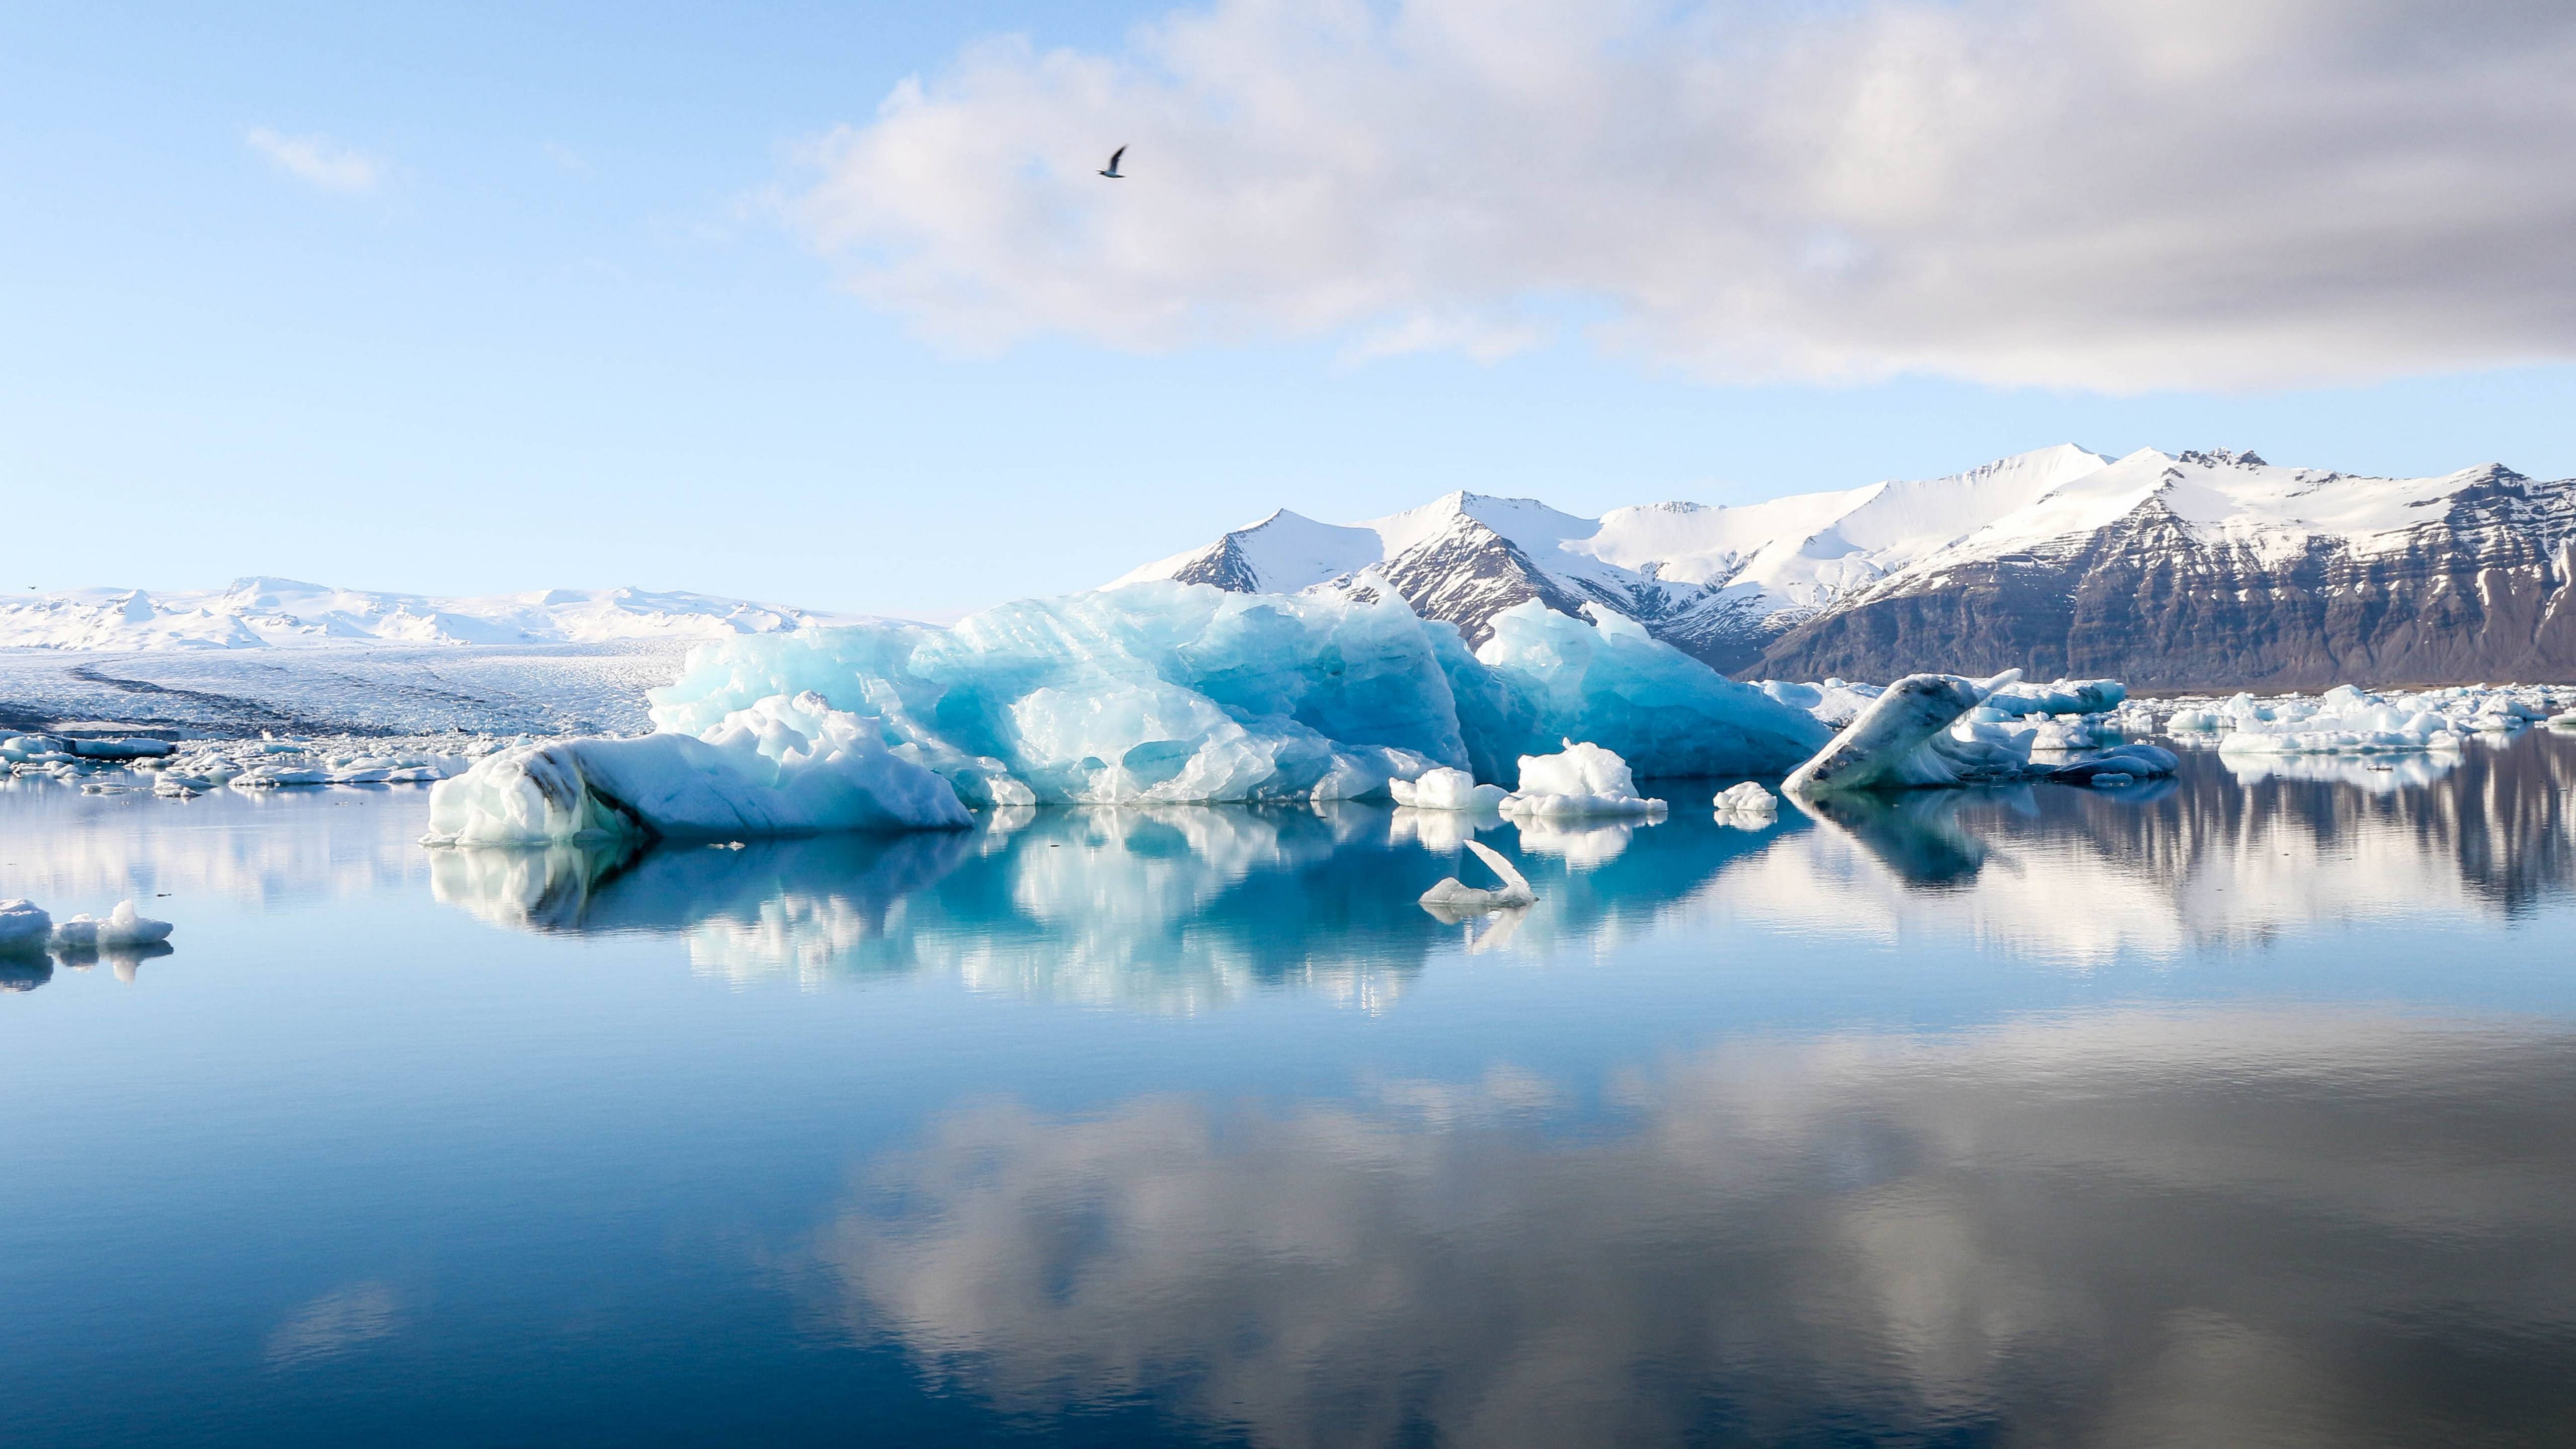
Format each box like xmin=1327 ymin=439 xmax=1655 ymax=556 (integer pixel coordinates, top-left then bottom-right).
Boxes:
xmin=798 ymin=1009 xmax=2576 ymax=1448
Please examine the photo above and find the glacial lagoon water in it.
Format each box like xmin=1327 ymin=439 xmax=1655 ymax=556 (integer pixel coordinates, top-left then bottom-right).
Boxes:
xmin=5 ymin=736 xmax=2575 ymax=1447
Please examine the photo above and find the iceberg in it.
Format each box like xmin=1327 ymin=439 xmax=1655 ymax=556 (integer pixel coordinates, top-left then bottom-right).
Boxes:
xmin=1783 ymin=673 xmax=2033 ymax=795
xmin=1497 ymin=740 xmax=1665 ymax=819
xmin=2044 ymin=742 xmax=2179 ymax=784
xmin=0 ymin=900 xmax=51 ymax=954
xmin=423 ymin=691 xmax=972 ymax=845
xmin=1418 ymin=839 xmax=1537 ymax=912
xmin=1444 ymin=606 xmax=1831 ymax=782
xmin=1784 ymin=671 xmax=2171 ymax=796
xmin=647 ymin=584 xmax=1828 ymax=812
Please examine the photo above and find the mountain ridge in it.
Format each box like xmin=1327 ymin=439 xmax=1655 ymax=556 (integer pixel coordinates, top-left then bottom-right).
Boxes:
xmin=1113 ymin=446 xmax=2576 ymax=688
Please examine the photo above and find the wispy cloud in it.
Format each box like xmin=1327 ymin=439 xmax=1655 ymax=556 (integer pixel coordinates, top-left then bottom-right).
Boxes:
xmin=246 ymin=126 xmax=384 ymax=194
xmin=789 ymin=0 xmax=2576 ymax=392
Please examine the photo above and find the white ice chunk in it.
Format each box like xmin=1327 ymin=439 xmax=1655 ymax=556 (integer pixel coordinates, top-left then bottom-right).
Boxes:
xmin=0 ymin=900 xmax=52 ymax=953
xmin=423 ymin=691 xmax=971 ymax=844
xmin=1499 ymin=740 xmax=1666 ymax=818
xmin=1783 ymin=672 xmax=2033 ymax=795
xmin=2045 ymin=742 xmax=2179 ymax=783
xmin=48 ymin=900 xmax=174 ymax=951
xmin=1713 ymin=781 xmax=1780 ymax=818
xmin=1418 ymin=839 xmax=1538 ymax=911
xmin=1388 ymin=766 xmax=1509 ymax=811
xmin=1982 ymin=678 xmax=2126 ymax=716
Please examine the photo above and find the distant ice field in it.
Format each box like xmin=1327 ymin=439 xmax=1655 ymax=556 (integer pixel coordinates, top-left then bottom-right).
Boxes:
xmin=0 ymin=641 xmax=689 ymax=738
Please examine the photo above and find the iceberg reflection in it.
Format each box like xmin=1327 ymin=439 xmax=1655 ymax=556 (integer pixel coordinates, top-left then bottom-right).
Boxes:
xmin=802 ymin=1008 xmax=2576 ymax=1448
xmin=431 ymin=803 xmax=1782 ymax=1007
xmin=427 ymin=733 xmax=2576 ymax=992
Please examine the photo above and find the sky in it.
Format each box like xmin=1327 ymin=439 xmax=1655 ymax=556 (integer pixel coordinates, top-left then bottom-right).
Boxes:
xmin=6 ymin=0 xmax=2574 ymax=617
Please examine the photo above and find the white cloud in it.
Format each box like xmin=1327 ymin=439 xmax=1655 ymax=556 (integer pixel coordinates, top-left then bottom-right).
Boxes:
xmin=790 ymin=0 xmax=2576 ymax=391
xmin=246 ymin=126 xmax=384 ymax=194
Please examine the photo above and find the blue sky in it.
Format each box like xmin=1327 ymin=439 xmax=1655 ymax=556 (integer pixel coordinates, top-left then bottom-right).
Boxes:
xmin=6 ymin=1 xmax=2573 ymax=616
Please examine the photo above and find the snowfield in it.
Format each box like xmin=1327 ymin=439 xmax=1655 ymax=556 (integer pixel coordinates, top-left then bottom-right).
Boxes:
xmin=0 ymin=641 xmax=693 ymax=737
xmin=0 ymin=578 xmax=854 ymax=652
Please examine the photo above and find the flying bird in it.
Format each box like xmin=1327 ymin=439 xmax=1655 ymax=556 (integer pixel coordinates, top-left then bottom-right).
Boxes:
xmin=1098 ymin=146 xmax=1125 ymax=180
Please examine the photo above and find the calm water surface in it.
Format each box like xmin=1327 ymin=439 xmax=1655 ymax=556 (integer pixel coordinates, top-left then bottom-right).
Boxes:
xmin=5 ymin=737 xmax=2575 ymax=1447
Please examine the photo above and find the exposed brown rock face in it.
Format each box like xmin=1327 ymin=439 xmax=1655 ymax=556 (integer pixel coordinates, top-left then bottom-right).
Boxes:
xmin=1757 ymin=468 xmax=2576 ymax=689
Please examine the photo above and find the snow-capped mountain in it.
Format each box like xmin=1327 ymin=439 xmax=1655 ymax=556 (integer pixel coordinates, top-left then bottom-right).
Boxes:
xmin=1114 ymin=447 xmax=2576 ymax=688
xmin=0 ymin=578 xmax=850 ymax=652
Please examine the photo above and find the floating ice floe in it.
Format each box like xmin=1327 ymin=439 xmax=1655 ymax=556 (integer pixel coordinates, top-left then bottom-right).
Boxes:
xmin=48 ymin=900 xmax=174 ymax=951
xmin=1712 ymin=781 xmax=1780 ymax=822
xmin=1983 ymin=678 xmax=2128 ymax=716
xmin=2162 ymin=683 xmax=2564 ymax=755
xmin=423 ymin=691 xmax=973 ymax=845
xmin=0 ymin=900 xmax=51 ymax=953
xmin=2042 ymin=742 xmax=2179 ymax=785
xmin=1388 ymin=766 xmax=1509 ymax=812
xmin=1784 ymin=673 xmax=2033 ymax=794
xmin=1418 ymin=839 xmax=1538 ymax=913
xmin=1496 ymin=740 xmax=1666 ymax=819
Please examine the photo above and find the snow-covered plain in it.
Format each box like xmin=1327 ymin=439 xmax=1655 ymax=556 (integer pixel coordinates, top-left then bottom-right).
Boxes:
xmin=0 ymin=578 xmax=851 ymax=652
xmin=0 ymin=641 xmax=690 ymax=737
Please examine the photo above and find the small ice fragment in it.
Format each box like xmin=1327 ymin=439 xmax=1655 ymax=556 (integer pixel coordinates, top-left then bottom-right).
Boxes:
xmin=1418 ymin=839 xmax=1538 ymax=912
xmin=1389 ymin=767 xmax=1509 ymax=811
xmin=1713 ymin=781 xmax=1778 ymax=816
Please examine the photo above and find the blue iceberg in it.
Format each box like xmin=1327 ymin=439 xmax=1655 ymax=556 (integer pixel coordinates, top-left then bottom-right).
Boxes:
xmin=427 ymin=584 xmax=1832 ymax=842
xmin=652 ymin=584 xmax=1828 ymax=811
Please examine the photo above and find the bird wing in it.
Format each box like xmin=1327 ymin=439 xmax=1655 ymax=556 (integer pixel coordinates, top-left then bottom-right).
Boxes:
xmin=1107 ymin=145 xmax=1125 ymax=171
